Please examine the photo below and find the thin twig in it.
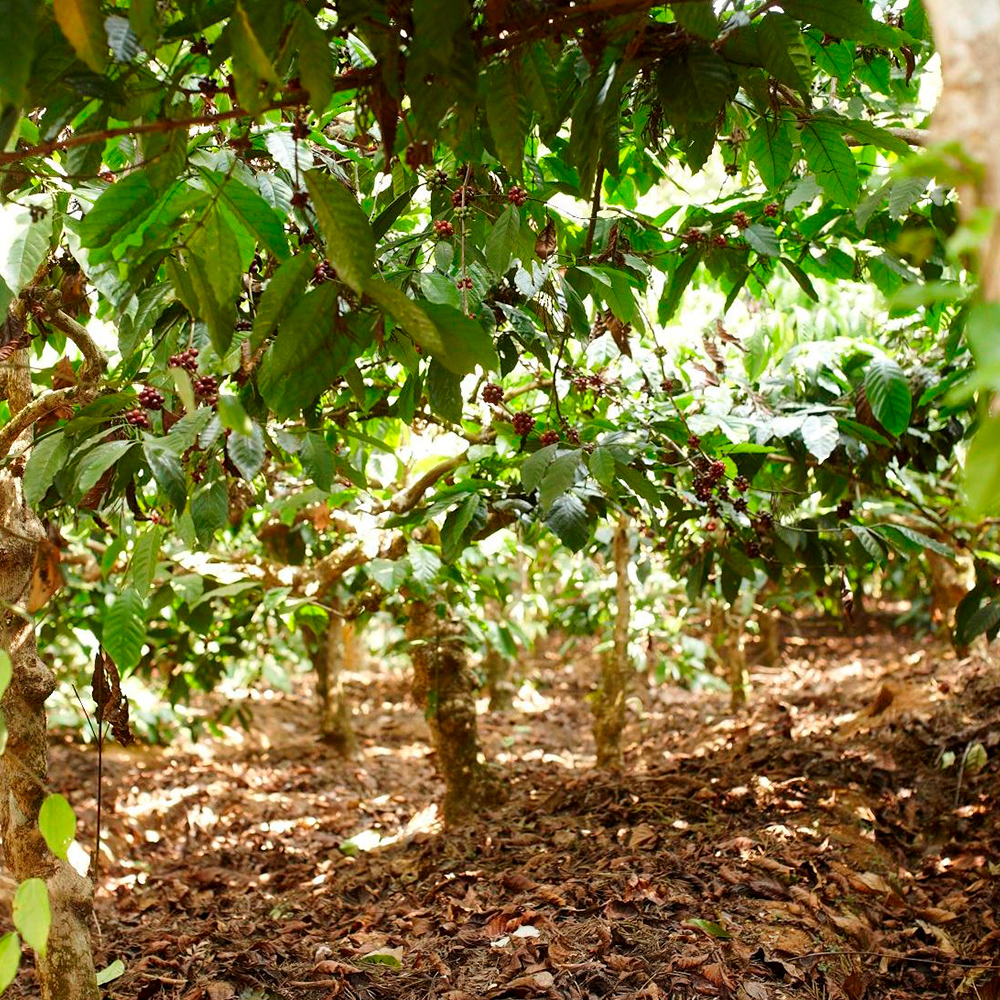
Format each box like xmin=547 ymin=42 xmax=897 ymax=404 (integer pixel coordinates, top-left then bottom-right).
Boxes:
xmin=584 ymin=165 xmax=606 ymax=257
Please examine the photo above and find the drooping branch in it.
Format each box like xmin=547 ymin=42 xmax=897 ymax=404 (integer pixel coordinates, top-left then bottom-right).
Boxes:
xmin=44 ymin=309 xmax=108 ymax=382
xmin=386 ymin=453 xmax=468 ymax=514
xmin=0 ymin=387 xmax=89 ymax=460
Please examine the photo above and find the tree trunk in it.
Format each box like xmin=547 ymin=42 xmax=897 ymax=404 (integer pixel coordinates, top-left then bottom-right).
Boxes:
xmin=710 ymin=601 xmax=748 ymax=711
xmin=0 ymin=345 xmax=98 ymax=999
xmin=484 ymin=648 xmax=515 ymax=711
xmin=922 ymin=3 xmax=1000 ymax=298
xmin=592 ymin=515 xmax=630 ymax=769
xmin=302 ymin=614 xmax=355 ymax=755
xmin=406 ymin=599 xmax=506 ymax=823
xmin=753 ymin=582 xmax=781 ymax=667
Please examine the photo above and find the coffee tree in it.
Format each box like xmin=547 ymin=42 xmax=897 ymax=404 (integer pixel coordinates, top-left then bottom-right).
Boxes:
xmin=0 ymin=0 xmax=992 ymax=994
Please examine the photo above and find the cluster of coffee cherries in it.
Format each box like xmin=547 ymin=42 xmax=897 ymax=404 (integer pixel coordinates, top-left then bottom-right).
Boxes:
xmin=692 ymin=454 xmax=727 ymax=502
xmin=451 ymin=187 xmax=475 ymax=219
xmin=565 ymin=367 xmax=616 ymax=397
xmin=539 ymin=429 xmax=560 ymax=446
xmin=456 ymin=276 xmax=474 ymax=290
xmin=194 ymin=375 xmax=219 ymax=405
xmin=836 ymin=498 xmax=854 ymax=519
xmin=433 ymin=220 xmax=454 ymax=238
xmin=481 ymin=382 xmax=505 ymax=405
xmin=511 ymin=411 xmax=536 ymax=437
xmin=125 ymin=385 xmax=166 ymax=429
xmin=507 ymin=186 xmax=527 ymax=206
xmin=169 ymin=346 xmax=200 ymax=373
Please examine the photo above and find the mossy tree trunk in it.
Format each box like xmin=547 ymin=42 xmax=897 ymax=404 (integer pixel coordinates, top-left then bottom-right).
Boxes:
xmin=0 ymin=345 xmax=98 ymax=1000
xmin=592 ymin=515 xmax=630 ymax=769
xmin=302 ymin=610 xmax=355 ymax=755
xmin=406 ymin=599 xmax=505 ymax=823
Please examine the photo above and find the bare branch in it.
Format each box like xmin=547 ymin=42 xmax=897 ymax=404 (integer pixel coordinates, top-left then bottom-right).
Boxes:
xmin=387 ymin=454 xmax=468 ymax=514
xmin=0 ymin=386 xmax=93 ymax=459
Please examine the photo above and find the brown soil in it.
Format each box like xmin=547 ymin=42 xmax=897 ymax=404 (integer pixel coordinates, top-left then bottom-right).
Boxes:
xmin=11 ymin=622 xmax=1000 ymax=998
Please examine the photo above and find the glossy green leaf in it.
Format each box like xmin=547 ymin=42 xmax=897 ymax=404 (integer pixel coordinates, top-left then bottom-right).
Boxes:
xmin=38 ymin=794 xmax=76 ymax=861
xmin=191 ymin=482 xmax=229 ymax=546
xmin=24 ymin=432 xmax=69 ymax=507
xmin=748 ymin=119 xmax=794 ymax=193
xmin=426 ymin=360 xmax=463 ymax=424
xmin=864 ymin=357 xmax=911 ymax=436
xmin=250 ymin=254 xmax=315 ymax=351
xmin=227 ymin=424 xmax=265 ymax=480
xmin=799 ymin=121 xmax=858 ymax=207
xmin=103 ymin=588 xmax=146 ymax=672
xmin=545 ymin=493 xmax=589 ymax=551
xmin=304 ymin=172 xmax=374 ymax=293
xmin=0 ymin=933 xmax=20 ymax=992
xmin=0 ymin=199 xmax=53 ymax=295
xmin=0 ymin=0 xmax=37 ymax=106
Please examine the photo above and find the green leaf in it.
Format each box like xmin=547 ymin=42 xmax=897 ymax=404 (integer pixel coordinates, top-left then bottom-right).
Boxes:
xmin=304 ymin=172 xmax=374 ymax=292
xmin=53 ymin=0 xmax=107 ymax=73
xmin=963 ymin=601 xmax=1000 ymax=642
xmin=96 ymin=959 xmax=126 ymax=986
xmin=227 ymin=0 xmax=278 ymax=111
xmin=0 ymin=651 xmax=12 ymax=700
xmin=250 ymin=254 xmax=314 ymax=352
xmin=426 ymin=360 xmax=463 ymax=424
xmin=545 ymin=492 xmax=590 ymax=551
xmin=828 ymin=116 xmax=912 ymax=157
xmin=365 ymin=278 xmax=448 ymax=360
xmin=849 ymin=525 xmax=887 ymax=567
xmin=418 ymin=303 xmax=500 ymax=375
xmin=408 ymin=542 xmax=441 ymax=586
xmin=800 ymin=413 xmax=839 ymax=463
xmin=301 ymin=433 xmax=333 ymax=491
xmin=660 ymin=252 xmax=699 ymax=322
xmin=685 ymin=918 xmax=731 ymax=939
xmin=75 ymin=440 xmax=134 ymax=497
xmin=657 ymin=43 xmax=734 ymax=124
xmin=191 ymin=482 xmax=229 ymax=547
xmin=888 ymin=176 xmax=929 ymax=218
xmin=778 ymin=257 xmax=819 ymax=301
xmin=291 ymin=9 xmax=334 ymax=112
xmin=589 ymin=446 xmax=615 ymax=488
xmin=103 ymin=588 xmax=146 ymax=672
xmin=227 ymin=424 xmax=265 ymax=480
xmin=758 ymin=13 xmax=813 ymax=92
xmin=106 ymin=15 xmax=140 ymax=62
xmin=77 ymin=172 xmax=157 ymax=248
xmin=521 ymin=444 xmax=558 ymax=492
xmin=744 ymin=224 xmax=779 ymax=257
xmin=674 ymin=2 xmax=718 ymax=39
xmin=216 ymin=395 xmax=253 ymax=437
xmin=24 ymin=432 xmax=69 ymax=507
xmin=128 ymin=0 xmax=158 ymax=49
xmin=485 ymin=206 xmax=520 ymax=277
xmin=747 ymin=118 xmax=794 ymax=192
xmin=0 ymin=199 xmax=53 ymax=295
xmin=864 ymin=357 xmax=911 ymax=436
xmin=201 ymin=173 xmax=290 ymax=261
xmin=441 ymin=494 xmax=481 ymax=562
xmin=780 ymin=0 xmax=904 ymax=46
xmin=258 ymin=285 xmax=364 ymax=418
xmin=965 ymin=415 xmax=1000 ymax=515
xmin=485 ymin=60 xmax=526 ymax=179
xmin=799 ymin=121 xmax=858 ymax=207
xmin=143 ymin=441 xmax=187 ymax=512
xmin=0 ymin=933 xmax=20 ymax=992
xmin=539 ymin=450 xmax=582 ymax=512
xmin=186 ymin=207 xmax=243 ymax=356
xmin=129 ymin=525 xmax=162 ymax=598
xmin=872 ymin=523 xmax=952 ymax=558
xmin=0 ymin=0 xmax=37 ymax=106
xmin=38 ymin=794 xmax=76 ymax=861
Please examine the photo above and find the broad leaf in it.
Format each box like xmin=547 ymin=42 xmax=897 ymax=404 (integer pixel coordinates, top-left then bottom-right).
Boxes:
xmin=38 ymin=794 xmax=76 ymax=861
xmin=799 ymin=121 xmax=858 ymax=208
xmin=24 ymin=432 xmax=69 ymax=506
xmin=747 ymin=118 xmax=794 ymax=191
xmin=0 ymin=933 xmax=19 ymax=992
xmin=304 ymin=172 xmax=374 ymax=292
xmin=103 ymin=588 xmax=146 ymax=672
xmin=545 ymin=493 xmax=590 ymax=551
xmin=864 ymin=357 xmax=911 ymax=436
xmin=53 ymin=0 xmax=106 ymax=72
xmin=227 ymin=424 xmax=266 ymax=480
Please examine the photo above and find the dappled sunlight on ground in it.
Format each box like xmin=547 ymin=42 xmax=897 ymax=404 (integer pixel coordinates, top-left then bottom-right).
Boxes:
xmin=16 ymin=619 xmax=999 ymax=998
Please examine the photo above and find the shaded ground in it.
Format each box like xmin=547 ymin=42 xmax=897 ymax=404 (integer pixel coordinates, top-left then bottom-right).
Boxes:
xmin=22 ymin=620 xmax=1000 ymax=998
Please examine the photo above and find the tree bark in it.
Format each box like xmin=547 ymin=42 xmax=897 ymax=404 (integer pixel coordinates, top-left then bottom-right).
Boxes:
xmin=0 ymin=344 xmax=98 ymax=1000
xmin=302 ymin=614 xmax=355 ymax=755
xmin=922 ymin=2 xmax=1000 ymax=297
xmin=484 ymin=648 xmax=515 ymax=711
xmin=592 ymin=515 xmax=630 ymax=769
xmin=406 ymin=599 xmax=506 ymax=823
xmin=710 ymin=600 xmax=748 ymax=711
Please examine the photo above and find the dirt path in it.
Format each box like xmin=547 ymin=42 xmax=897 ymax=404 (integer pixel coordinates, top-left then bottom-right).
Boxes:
xmin=18 ymin=624 xmax=1000 ymax=998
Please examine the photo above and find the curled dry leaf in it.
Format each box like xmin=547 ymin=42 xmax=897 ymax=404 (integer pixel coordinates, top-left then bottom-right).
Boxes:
xmin=92 ymin=648 xmax=135 ymax=747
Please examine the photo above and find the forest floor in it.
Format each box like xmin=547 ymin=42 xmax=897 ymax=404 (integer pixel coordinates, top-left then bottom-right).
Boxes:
xmin=28 ymin=617 xmax=1000 ymax=999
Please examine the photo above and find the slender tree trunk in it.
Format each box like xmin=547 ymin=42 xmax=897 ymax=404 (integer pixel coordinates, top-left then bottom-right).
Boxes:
xmin=710 ymin=601 xmax=748 ymax=711
xmin=406 ymin=599 xmax=505 ymax=823
xmin=0 ymin=345 xmax=98 ymax=999
xmin=592 ymin=515 xmax=630 ymax=769
xmin=303 ymin=613 xmax=355 ymax=755
xmin=922 ymin=3 xmax=1000 ymax=298
xmin=755 ymin=584 xmax=782 ymax=667
xmin=484 ymin=648 xmax=514 ymax=711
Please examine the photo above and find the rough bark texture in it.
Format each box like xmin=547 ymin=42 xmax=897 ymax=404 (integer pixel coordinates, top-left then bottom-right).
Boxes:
xmin=407 ymin=600 xmax=506 ymax=823
xmin=303 ymin=615 xmax=356 ymax=755
xmin=0 ymin=345 xmax=98 ymax=999
xmin=710 ymin=602 xmax=748 ymax=711
xmin=923 ymin=2 xmax=1000 ymax=297
xmin=754 ymin=584 xmax=782 ymax=667
xmin=592 ymin=515 xmax=630 ymax=769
